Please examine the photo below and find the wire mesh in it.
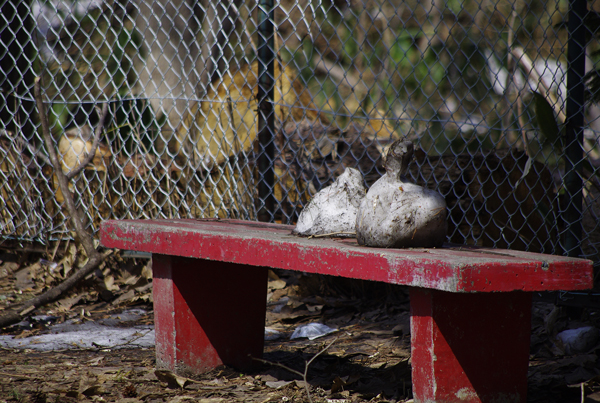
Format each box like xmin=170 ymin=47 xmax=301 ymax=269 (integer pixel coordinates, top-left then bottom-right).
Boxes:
xmin=0 ymin=0 xmax=599 ymax=269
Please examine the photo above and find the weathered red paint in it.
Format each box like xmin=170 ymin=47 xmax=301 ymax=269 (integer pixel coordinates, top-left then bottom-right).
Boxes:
xmin=101 ymin=219 xmax=593 ymax=292
xmin=410 ymin=288 xmax=532 ymax=402
xmin=152 ymin=255 xmax=176 ymax=370
xmin=152 ymin=254 xmax=268 ymax=374
xmin=98 ymin=218 xmax=594 ymax=402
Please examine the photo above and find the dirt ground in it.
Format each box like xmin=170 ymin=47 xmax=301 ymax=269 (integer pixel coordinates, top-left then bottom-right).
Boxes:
xmin=1 ymin=249 xmax=600 ymax=402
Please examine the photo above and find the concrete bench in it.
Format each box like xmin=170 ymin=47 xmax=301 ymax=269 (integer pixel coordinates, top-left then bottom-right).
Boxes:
xmin=100 ymin=218 xmax=593 ymax=402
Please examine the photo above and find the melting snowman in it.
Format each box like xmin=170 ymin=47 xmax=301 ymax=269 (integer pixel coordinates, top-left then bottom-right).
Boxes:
xmin=356 ymin=140 xmax=447 ymax=248
xmin=293 ymin=167 xmax=366 ymax=237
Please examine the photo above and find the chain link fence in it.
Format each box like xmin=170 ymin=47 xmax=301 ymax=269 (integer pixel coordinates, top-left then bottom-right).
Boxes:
xmin=1 ymin=0 xmax=599 ymax=270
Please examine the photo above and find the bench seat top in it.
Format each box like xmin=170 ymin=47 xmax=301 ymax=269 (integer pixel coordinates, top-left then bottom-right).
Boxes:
xmin=100 ymin=219 xmax=593 ymax=293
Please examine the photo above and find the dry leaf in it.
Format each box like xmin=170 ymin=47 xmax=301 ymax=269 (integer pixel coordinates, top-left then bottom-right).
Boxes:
xmin=168 ymin=397 xmax=198 ymax=402
xmin=174 ymin=61 xmax=317 ymax=170
xmin=134 ymin=292 xmax=153 ymax=303
xmin=104 ymin=275 xmax=121 ymax=292
xmin=26 ymin=262 xmax=43 ymax=281
xmin=154 ymin=369 xmax=191 ymax=389
xmin=81 ymin=384 xmax=104 ymax=396
xmin=87 ymin=356 xmax=104 ymax=366
xmin=111 ymin=289 xmax=135 ymax=305
xmin=14 ymin=329 xmax=41 ymax=339
xmin=265 ymin=380 xmax=293 ymax=390
xmin=14 ymin=266 xmax=35 ymax=291
xmin=59 ymin=242 xmax=77 ymax=278
xmin=133 ymin=282 xmax=151 ymax=293
xmin=0 ymin=261 xmax=18 ymax=279
xmin=268 ymin=279 xmax=287 ymax=290
xmin=141 ymin=264 xmax=152 ymax=280
xmin=57 ymin=294 xmax=84 ymax=312
xmin=293 ymin=380 xmax=308 ymax=389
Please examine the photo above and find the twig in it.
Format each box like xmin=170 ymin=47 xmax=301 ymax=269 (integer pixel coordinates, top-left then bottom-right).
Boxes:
xmin=501 ymin=9 xmax=519 ymax=147
xmin=516 ymin=90 xmax=529 ymax=154
xmin=307 ymin=232 xmax=356 ymax=239
xmin=251 ymin=356 xmax=305 ymax=378
xmin=511 ymin=46 xmax=566 ymax=123
xmin=65 ymin=102 xmax=109 ymax=180
xmin=511 ymin=47 xmax=600 ymax=159
xmin=431 ymin=206 xmax=446 ymax=216
xmin=0 ymin=249 xmax=113 ymax=328
xmin=226 ymin=95 xmax=241 ymax=155
xmin=91 ymin=328 xmax=153 ymax=350
xmin=34 ymin=77 xmax=96 ymax=258
xmin=507 ymin=10 xmax=530 ymax=154
xmin=304 ymin=335 xmax=338 ymax=374
xmin=252 ymin=336 xmax=339 ymax=403
xmin=0 ymin=78 xmax=113 ymax=330
xmin=301 ymin=336 xmax=339 ymax=403
xmin=312 ymin=57 xmax=369 ymax=96
xmin=0 ymin=371 xmax=37 ymax=380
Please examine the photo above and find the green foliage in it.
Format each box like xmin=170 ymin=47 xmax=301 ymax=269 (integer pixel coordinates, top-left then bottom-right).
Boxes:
xmin=35 ymin=3 xmax=163 ymax=156
xmin=39 ymin=4 xmax=143 ymax=104
xmin=295 ymin=0 xmax=519 ymax=155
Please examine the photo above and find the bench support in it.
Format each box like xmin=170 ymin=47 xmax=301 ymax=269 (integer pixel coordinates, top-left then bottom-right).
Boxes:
xmin=100 ymin=219 xmax=592 ymax=402
xmin=153 ymin=255 xmax=268 ymax=374
xmin=410 ymin=288 xmax=532 ymax=403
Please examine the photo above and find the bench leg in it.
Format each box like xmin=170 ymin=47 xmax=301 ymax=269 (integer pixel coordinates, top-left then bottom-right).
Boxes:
xmin=152 ymin=254 xmax=268 ymax=375
xmin=409 ymin=288 xmax=532 ymax=403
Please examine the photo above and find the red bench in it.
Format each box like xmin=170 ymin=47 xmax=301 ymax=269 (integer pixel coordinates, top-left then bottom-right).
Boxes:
xmin=100 ymin=218 xmax=593 ymax=402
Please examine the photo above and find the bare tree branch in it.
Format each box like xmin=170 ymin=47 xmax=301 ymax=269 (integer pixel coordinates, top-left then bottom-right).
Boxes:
xmin=34 ymin=77 xmax=97 ymax=257
xmin=511 ymin=46 xmax=566 ymax=123
xmin=0 ymin=77 xmax=113 ymax=330
xmin=0 ymin=249 xmax=113 ymax=329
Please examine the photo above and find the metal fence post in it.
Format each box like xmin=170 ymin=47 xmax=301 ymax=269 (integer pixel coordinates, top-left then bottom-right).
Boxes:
xmin=257 ymin=0 xmax=276 ymax=222
xmin=563 ymin=0 xmax=587 ymax=257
